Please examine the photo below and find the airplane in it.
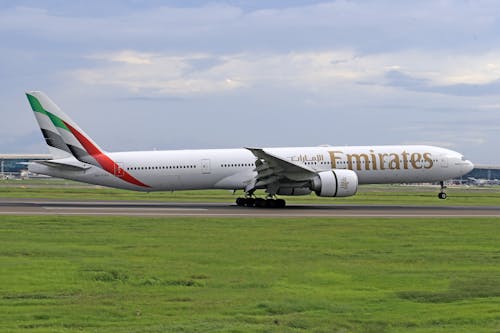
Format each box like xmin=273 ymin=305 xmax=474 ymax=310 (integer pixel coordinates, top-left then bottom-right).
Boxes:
xmin=25 ymin=91 xmax=474 ymax=208
xmin=468 ymin=177 xmax=500 ymax=186
xmin=468 ymin=177 xmax=489 ymax=186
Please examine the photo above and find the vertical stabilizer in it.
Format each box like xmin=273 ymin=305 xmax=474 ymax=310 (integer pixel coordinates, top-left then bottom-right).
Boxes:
xmin=25 ymin=91 xmax=149 ymax=188
xmin=26 ymin=91 xmax=105 ymax=166
xmin=26 ymin=92 xmax=73 ymax=159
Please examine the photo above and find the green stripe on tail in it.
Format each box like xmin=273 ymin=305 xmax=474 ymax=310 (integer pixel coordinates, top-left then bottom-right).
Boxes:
xmin=26 ymin=94 xmax=70 ymax=131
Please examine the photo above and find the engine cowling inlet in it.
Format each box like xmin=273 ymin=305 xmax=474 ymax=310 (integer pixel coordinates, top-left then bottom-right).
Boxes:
xmin=311 ymin=170 xmax=358 ymax=197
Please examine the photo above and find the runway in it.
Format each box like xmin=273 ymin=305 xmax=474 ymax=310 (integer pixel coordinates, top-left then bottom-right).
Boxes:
xmin=0 ymin=198 xmax=499 ymax=217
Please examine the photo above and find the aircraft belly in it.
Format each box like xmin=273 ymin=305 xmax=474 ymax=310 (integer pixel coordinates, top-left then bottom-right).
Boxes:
xmin=356 ymin=168 xmax=443 ymax=184
xmin=213 ymin=171 xmax=254 ymax=190
xmin=144 ymin=173 xmax=229 ymax=191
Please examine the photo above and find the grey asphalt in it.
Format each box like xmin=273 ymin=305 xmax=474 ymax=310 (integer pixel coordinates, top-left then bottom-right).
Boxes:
xmin=0 ymin=198 xmax=499 ymax=217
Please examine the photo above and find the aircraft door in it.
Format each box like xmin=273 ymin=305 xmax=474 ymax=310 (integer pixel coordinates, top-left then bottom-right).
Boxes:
xmin=201 ymin=159 xmax=211 ymax=174
xmin=114 ymin=162 xmax=125 ymax=177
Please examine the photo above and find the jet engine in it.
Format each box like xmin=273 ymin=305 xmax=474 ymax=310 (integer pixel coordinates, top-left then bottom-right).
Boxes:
xmin=311 ymin=170 xmax=358 ymax=197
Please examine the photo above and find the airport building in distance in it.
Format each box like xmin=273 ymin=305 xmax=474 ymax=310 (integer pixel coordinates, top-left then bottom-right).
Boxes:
xmin=467 ymin=165 xmax=500 ymax=180
xmin=1 ymin=154 xmax=499 ymax=184
xmin=0 ymin=154 xmax=51 ymax=179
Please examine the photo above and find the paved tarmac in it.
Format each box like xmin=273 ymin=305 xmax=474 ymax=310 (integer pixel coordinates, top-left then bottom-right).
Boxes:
xmin=0 ymin=198 xmax=499 ymax=217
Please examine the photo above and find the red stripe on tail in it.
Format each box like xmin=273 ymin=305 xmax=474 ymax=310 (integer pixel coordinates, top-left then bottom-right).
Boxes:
xmin=64 ymin=121 xmax=150 ymax=188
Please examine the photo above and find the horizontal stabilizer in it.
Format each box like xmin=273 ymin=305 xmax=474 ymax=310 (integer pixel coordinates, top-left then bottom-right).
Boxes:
xmin=34 ymin=159 xmax=91 ymax=171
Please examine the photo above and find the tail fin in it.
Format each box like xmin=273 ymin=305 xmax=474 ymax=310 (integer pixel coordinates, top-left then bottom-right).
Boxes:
xmin=26 ymin=92 xmax=73 ymax=159
xmin=26 ymin=91 xmax=149 ymax=188
xmin=26 ymin=91 xmax=105 ymax=166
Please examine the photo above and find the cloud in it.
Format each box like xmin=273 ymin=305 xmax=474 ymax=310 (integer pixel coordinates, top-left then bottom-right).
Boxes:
xmin=3 ymin=1 xmax=500 ymax=54
xmin=73 ymin=49 xmax=500 ymax=98
xmin=73 ymin=50 xmax=361 ymax=95
xmin=385 ymin=70 xmax=500 ymax=96
xmin=75 ymin=52 xmax=249 ymax=95
xmin=92 ymin=50 xmax=155 ymax=65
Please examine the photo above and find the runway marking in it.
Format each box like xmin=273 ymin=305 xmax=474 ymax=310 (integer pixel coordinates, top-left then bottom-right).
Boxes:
xmin=42 ymin=207 xmax=207 ymax=211
xmin=0 ymin=198 xmax=498 ymax=217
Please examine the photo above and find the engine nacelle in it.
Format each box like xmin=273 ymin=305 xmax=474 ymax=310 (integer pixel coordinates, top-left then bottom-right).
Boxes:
xmin=311 ymin=170 xmax=358 ymax=197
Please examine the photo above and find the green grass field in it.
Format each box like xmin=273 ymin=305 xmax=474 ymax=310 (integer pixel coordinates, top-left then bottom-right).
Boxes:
xmin=0 ymin=216 xmax=499 ymax=332
xmin=1 ymin=179 xmax=500 ymax=206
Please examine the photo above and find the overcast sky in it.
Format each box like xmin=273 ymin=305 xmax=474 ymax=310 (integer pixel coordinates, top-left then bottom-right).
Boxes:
xmin=1 ymin=0 xmax=499 ymax=163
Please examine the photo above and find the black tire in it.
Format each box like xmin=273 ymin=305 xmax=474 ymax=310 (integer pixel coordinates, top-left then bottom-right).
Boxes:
xmin=276 ymin=199 xmax=286 ymax=208
xmin=438 ymin=192 xmax=447 ymax=200
xmin=236 ymin=197 xmax=245 ymax=206
xmin=255 ymin=198 xmax=266 ymax=208
xmin=265 ymin=199 xmax=277 ymax=208
xmin=245 ymin=198 xmax=255 ymax=207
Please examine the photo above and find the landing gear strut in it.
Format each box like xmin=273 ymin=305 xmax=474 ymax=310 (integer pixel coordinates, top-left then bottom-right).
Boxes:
xmin=438 ymin=181 xmax=447 ymax=200
xmin=235 ymin=197 xmax=286 ymax=208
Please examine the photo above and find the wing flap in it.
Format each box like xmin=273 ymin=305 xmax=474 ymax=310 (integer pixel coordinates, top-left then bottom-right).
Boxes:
xmin=245 ymin=147 xmax=317 ymax=193
xmin=247 ymin=147 xmax=315 ymax=175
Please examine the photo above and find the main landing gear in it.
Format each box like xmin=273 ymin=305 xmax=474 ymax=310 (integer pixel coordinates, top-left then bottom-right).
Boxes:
xmin=236 ymin=197 xmax=286 ymax=208
xmin=438 ymin=181 xmax=447 ymax=200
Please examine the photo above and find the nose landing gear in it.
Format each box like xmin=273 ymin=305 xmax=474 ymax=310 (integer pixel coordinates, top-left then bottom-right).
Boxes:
xmin=438 ymin=181 xmax=447 ymax=199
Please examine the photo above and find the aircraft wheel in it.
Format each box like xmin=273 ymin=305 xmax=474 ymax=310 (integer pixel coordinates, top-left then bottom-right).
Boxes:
xmin=438 ymin=181 xmax=447 ymax=200
xmin=245 ymin=198 xmax=255 ymax=207
xmin=438 ymin=192 xmax=447 ymax=200
xmin=255 ymin=198 xmax=266 ymax=208
xmin=265 ymin=199 xmax=277 ymax=208
xmin=236 ymin=197 xmax=245 ymax=206
xmin=276 ymin=199 xmax=286 ymax=208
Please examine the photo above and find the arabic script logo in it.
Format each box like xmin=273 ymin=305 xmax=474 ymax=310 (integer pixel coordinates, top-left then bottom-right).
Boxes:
xmin=340 ymin=177 xmax=349 ymax=190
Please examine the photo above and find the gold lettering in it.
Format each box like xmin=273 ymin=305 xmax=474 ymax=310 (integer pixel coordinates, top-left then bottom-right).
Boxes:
xmin=369 ymin=150 xmax=377 ymax=170
xmin=347 ymin=153 xmax=370 ymax=171
xmin=378 ymin=153 xmax=388 ymax=170
xmin=388 ymin=153 xmax=401 ymax=170
xmin=401 ymin=150 xmax=409 ymax=169
xmin=328 ymin=151 xmax=343 ymax=169
xmin=423 ymin=152 xmax=433 ymax=169
xmin=410 ymin=152 xmax=422 ymax=169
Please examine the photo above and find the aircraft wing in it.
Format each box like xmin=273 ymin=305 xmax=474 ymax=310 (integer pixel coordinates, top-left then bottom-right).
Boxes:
xmin=245 ymin=147 xmax=316 ymax=192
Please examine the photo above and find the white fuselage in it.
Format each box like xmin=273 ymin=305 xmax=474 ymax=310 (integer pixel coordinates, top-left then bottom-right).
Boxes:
xmin=30 ymin=145 xmax=474 ymax=192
